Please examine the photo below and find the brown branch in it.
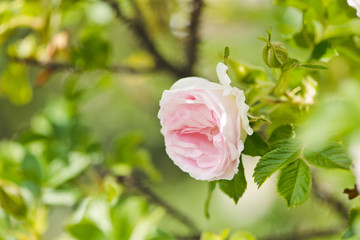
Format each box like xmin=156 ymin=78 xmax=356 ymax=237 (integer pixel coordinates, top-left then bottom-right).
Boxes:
xmin=102 ymin=0 xmax=188 ymax=78
xmin=185 ymin=0 xmax=204 ymax=75
xmin=259 ymin=227 xmax=342 ymax=240
xmin=10 ymin=57 xmax=75 ymax=71
xmin=9 ymin=57 xmax=154 ymax=74
xmin=116 ymin=173 xmax=199 ymax=234
xmin=312 ymin=178 xmax=349 ymax=222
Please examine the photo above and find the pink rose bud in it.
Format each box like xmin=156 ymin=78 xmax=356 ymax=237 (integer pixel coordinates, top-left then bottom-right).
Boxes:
xmin=158 ymin=63 xmax=253 ymax=181
xmin=348 ymin=0 xmax=360 ymax=17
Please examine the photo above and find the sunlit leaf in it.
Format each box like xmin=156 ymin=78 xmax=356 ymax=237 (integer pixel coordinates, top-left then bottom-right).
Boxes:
xmin=304 ymin=142 xmax=352 ymax=169
xmin=277 ymin=159 xmax=312 ymax=207
xmin=253 ymin=143 xmax=301 ymax=187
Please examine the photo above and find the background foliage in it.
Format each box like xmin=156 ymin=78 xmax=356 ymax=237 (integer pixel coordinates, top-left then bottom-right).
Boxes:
xmin=1 ymin=0 xmax=360 ymax=239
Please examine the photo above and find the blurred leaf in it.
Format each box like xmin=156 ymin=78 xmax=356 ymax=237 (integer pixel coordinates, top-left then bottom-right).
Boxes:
xmin=111 ymin=197 xmax=150 ymax=240
xmin=0 ymin=179 xmax=27 ymax=219
xmin=304 ymin=142 xmax=352 ymax=169
xmin=103 ymin=176 xmax=123 ymax=205
xmin=42 ymin=188 xmax=81 ymax=206
xmin=67 ymin=221 xmax=109 ymax=240
xmin=0 ymin=141 xmax=25 ymax=164
xmin=229 ymin=231 xmax=257 ymax=240
xmin=204 ymin=181 xmax=216 ymax=219
xmin=229 ymin=59 xmax=268 ymax=85
xmin=0 ymin=63 xmax=32 ymax=105
xmin=22 ymin=153 xmax=43 ymax=185
xmin=277 ymin=159 xmax=311 ymax=207
xmin=110 ymin=133 xmax=160 ymax=180
xmin=268 ymin=124 xmax=295 ymax=143
xmin=218 ymin=158 xmax=247 ymax=204
xmin=47 ymin=152 xmax=93 ymax=188
xmin=72 ymin=28 xmax=109 ymax=69
xmin=200 ymin=229 xmax=229 ymax=240
xmin=253 ymin=142 xmax=301 ymax=187
xmin=342 ymin=207 xmax=360 ymax=239
xmin=242 ymin=132 xmax=269 ymax=157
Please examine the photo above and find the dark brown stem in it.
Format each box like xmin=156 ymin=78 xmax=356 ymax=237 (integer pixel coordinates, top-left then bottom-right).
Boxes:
xmin=102 ymin=0 xmax=188 ymax=78
xmin=259 ymin=227 xmax=343 ymax=240
xmin=116 ymin=173 xmax=199 ymax=234
xmin=185 ymin=0 xmax=204 ymax=75
xmin=9 ymin=57 xmax=154 ymax=74
xmin=312 ymin=178 xmax=349 ymax=222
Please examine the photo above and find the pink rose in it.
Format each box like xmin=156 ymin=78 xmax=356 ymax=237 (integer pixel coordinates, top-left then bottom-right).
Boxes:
xmin=348 ymin=0 xmax=360 ymax=17
xmin=158 ymin=63 xmax=253 ymax=181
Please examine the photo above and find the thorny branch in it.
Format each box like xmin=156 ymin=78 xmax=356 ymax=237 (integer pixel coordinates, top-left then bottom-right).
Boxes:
xmin=9 ymin=57 xmax=154 ymax=74
xmin=102 ymin=0 xmax=190 ymax=78
xmin=312 ymin=177 xmax=349 ymax=222
xmin=116 ymin=172 xmax=199 ymax=234
xmin=185 ymin=0 xmax=204 ymax=75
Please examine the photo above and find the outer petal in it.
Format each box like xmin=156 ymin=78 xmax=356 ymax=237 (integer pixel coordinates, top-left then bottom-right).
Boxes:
xmin=216 ymin=62 xmax=231 ymax=86
xmin=170 ymin=77 xmax=224 ymax=91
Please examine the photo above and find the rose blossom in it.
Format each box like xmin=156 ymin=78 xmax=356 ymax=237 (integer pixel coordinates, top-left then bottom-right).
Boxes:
xmin=158 ymin=62 xmax=253 ymax=181
xmin=348 ymin=0 xmax=360 ymax=17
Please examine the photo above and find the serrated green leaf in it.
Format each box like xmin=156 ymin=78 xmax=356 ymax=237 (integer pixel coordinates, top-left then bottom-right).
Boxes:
xmin=242 ymin=132 xmax=269 ymax=157
xmin=218 ymin=158 xmax=246 ymax=204
xmin=253 ymin=146 xmax=301 ymax=187
xmin=268 ymin=124 xmax=295 ymax=143
xmin=204 ymin=181 xmax=216 ymax=219
xmin=277 ymin=159 xmax=312 ymax=207
xmin=268 ymin=138 xmax=302 ymax=152
xmin=304 ymin=142 xmax=352 ymax=169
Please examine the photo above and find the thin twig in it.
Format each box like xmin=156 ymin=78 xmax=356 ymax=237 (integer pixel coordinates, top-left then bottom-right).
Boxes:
xmin=116 ymin=173 xmax=199 ymax=234
xmin=185 ymin=0 xmax=204 ymax=75
xmin=102 ymin=0 xmax=188 ymax=78
xmin=9 ymin=57 xmax=154 ymax=74
xmin=312 ymin=178 xmax=349 ymax=222
xmin=259 ymin=227 xmax=342 ymax=240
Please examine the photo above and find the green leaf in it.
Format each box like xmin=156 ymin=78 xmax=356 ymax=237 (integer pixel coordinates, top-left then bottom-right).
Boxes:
xmin=0 ymin=179 xmax=27 ymax=219
xmin=229 ymin=231 xmax=257 ymax=240
xmin=218 ymin=158 xmax=247 ymax=204
xmin=304 ymin=142 xmax=352 ymax=169
xmin=201 ymin=229 xmax=229 ymax=240
xmin=277 ymin=159 xmax=312 ymax=207
xmin=253 ymin=145 xmax=301 ymax=187
xmin=0 ymin=63 xmax=32 ymax=105
xmin=242 ymin=132 xmax=269 ymax=157
xmin=67 ymin=221 xmax=109 ymax=240
xmin=47 ymin=152 xmax=93 ymax=187
xmin=204 ymin=181 xmax=216 ymax=219
xmin=342 ymin=207 xmax=360 ymax=239
xmin=268 ymin=124 xmax=295 ymax=143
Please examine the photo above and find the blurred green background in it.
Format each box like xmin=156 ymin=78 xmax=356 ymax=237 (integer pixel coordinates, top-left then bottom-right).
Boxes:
xmin=1 ymin=0 xmax=360 ymax=239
